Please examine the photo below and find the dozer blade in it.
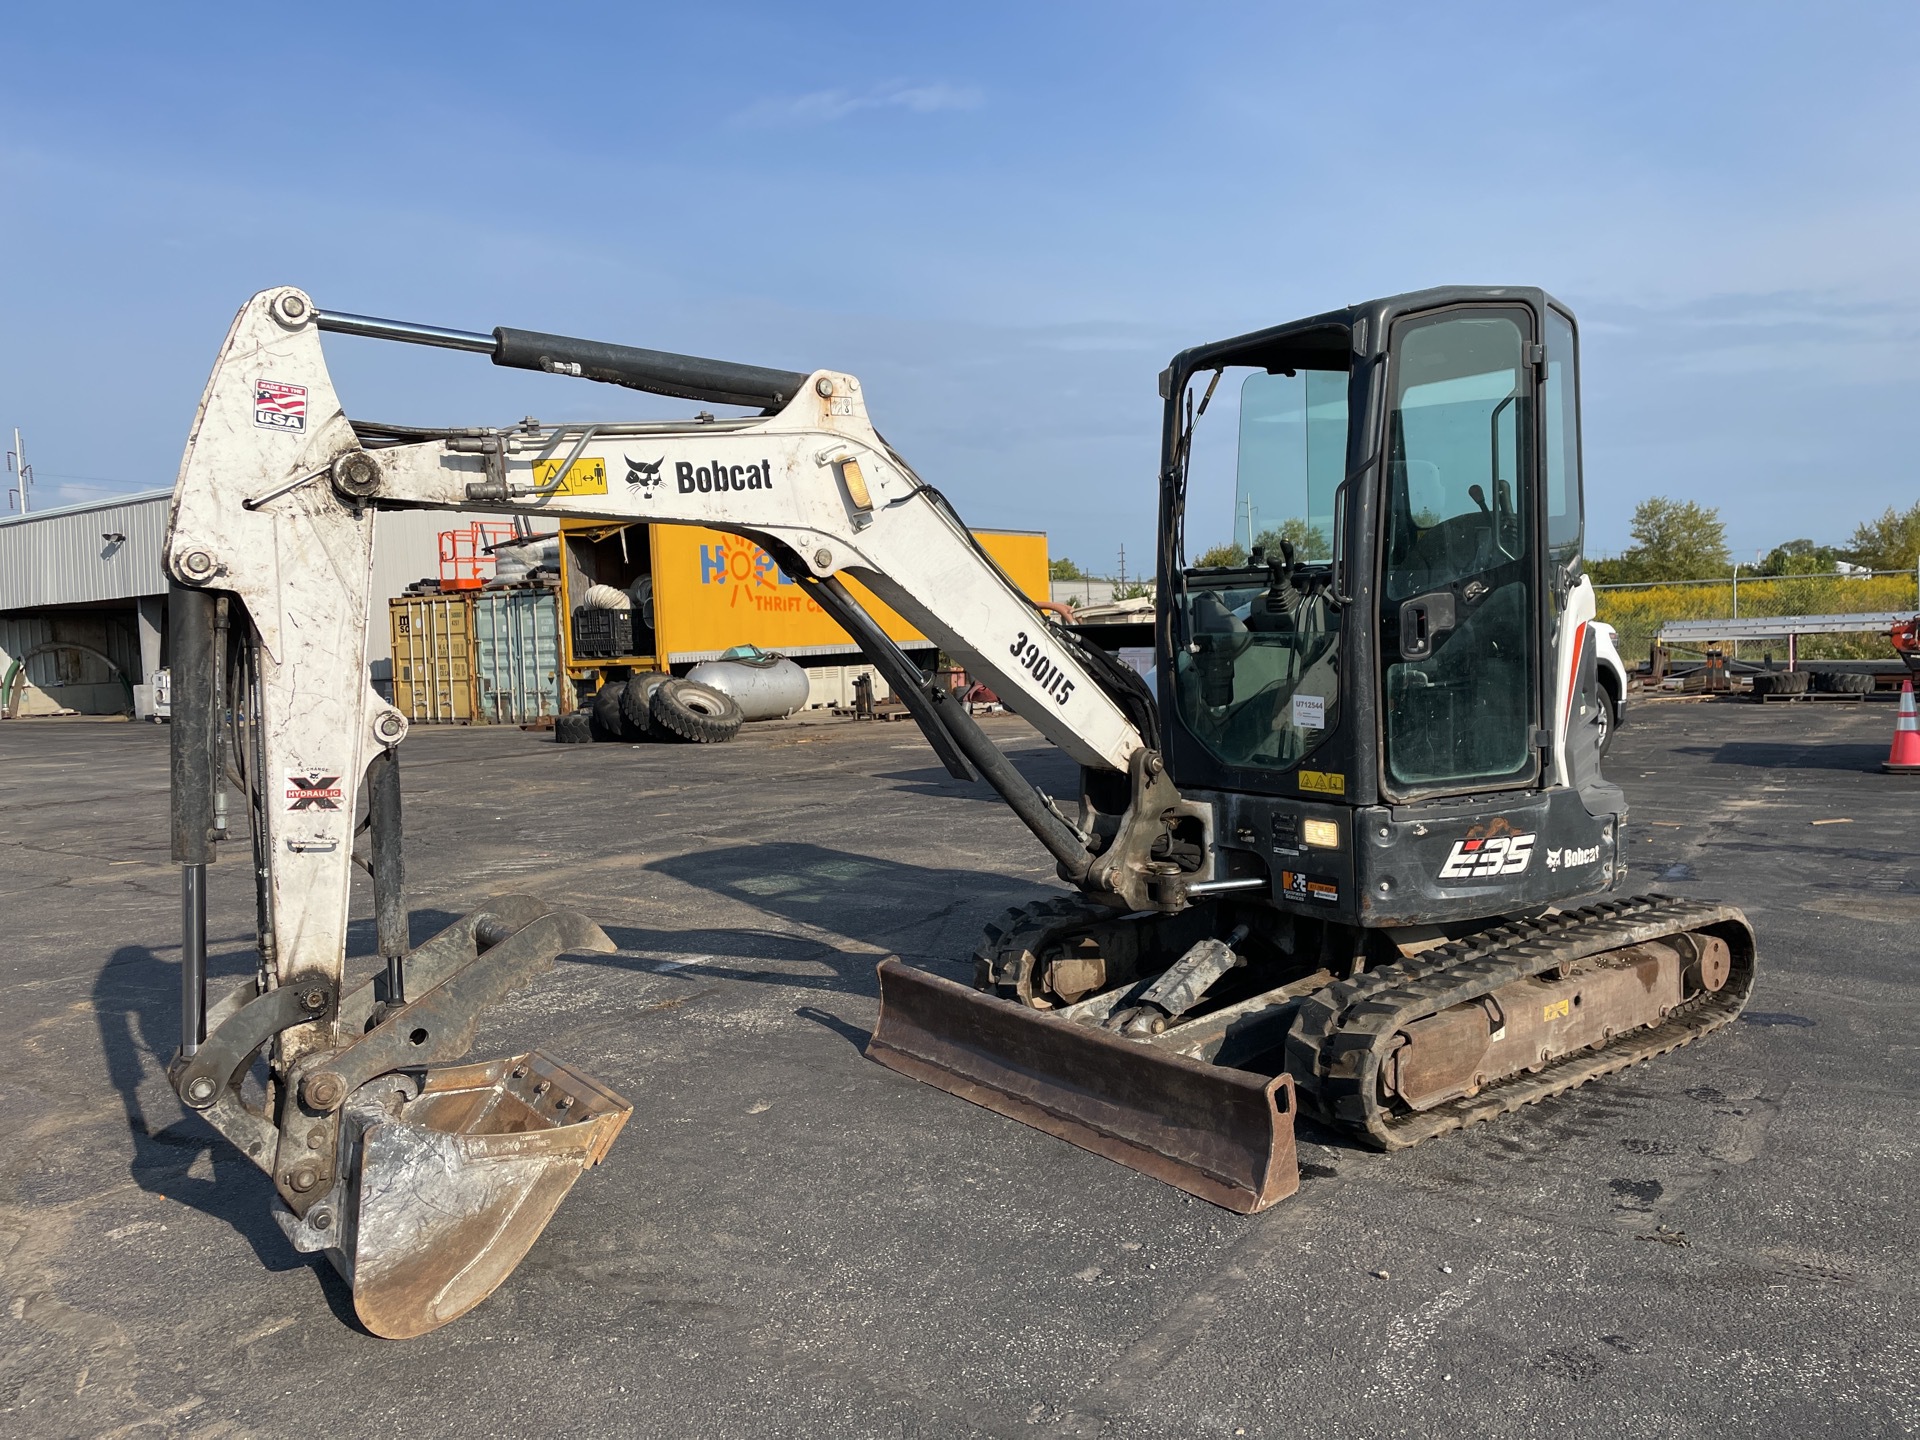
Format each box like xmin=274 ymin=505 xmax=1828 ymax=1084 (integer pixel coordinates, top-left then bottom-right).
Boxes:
xmin=868 ymin=959 xmax=1298 ymax=1214
xmin=329 ymin=1053 xmax=630 ymax=1339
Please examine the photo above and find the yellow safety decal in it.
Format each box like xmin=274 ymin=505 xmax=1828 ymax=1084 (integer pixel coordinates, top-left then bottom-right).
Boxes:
xmin=1299 ymin=769 xmax=1345 ymax=795
xmin=1543 ymin=998 xmax=1571 ymax=1021
xmin=532 ymin=457 xmax=608 ymax=496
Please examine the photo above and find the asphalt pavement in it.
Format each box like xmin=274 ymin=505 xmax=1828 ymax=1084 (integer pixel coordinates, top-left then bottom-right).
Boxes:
xmin=1 ymin=697 xmax=1914 ymax=1438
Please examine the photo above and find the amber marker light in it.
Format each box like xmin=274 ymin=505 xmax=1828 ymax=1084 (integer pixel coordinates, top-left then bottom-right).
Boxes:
xmin=1302 ymin=819 xmax=1341 ymax=849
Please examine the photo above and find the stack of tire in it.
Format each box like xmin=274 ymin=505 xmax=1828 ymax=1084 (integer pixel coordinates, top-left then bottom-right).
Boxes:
xmin=1749 ymin=670 xmax=1809 ymax=700
xmin=1749 ymin=670 xmax=1810 ymax=700
xmin=554 ymin=672 xmax=744 ymax=745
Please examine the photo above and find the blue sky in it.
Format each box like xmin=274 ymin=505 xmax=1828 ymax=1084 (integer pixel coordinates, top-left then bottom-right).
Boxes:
xmin=2 ymin=2 xmax=1915 ymax=571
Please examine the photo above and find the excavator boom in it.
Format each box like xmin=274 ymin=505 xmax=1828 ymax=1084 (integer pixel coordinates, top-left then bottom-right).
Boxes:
xmin=163 ymin=287 xmax=1198 ymax=1336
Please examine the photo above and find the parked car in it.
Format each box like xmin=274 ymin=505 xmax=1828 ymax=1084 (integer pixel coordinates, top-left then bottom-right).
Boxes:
xmin=1591 ymin=620 xmax=1627 ymax=755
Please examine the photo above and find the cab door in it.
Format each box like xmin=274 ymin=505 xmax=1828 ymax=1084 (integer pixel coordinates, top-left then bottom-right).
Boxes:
xmin=1376 ymin=305 xmax=1541 ymax=797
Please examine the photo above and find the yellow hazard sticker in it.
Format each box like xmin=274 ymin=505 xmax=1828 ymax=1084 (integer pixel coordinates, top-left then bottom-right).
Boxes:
xmin=1299 ymin=769 xmax=1345 ymax=795
xmin=1543 ymin=998 xmax=1571 ymax=1021
xmin=531 ymin=457 xmax=608 ymax=496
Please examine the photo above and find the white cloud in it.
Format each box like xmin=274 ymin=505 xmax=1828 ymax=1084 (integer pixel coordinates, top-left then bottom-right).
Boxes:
xmin=734 ymin=82 xmax=982 ymax=127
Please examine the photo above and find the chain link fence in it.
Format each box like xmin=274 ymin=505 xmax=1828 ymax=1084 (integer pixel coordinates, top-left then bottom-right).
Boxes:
xmin=1593 ymin=572 xmax=1918 ymax=664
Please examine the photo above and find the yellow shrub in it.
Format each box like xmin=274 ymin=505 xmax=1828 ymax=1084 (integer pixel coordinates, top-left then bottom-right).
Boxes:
xmin=1595 ymin=576 xmax=1915 ymax=663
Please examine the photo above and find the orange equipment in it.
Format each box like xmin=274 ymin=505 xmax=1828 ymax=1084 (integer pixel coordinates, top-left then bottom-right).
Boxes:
xmin=1885 ymin=677 xmax=1920 ymax=773
xmin=438 ymin=522 xmax=518 ymax=590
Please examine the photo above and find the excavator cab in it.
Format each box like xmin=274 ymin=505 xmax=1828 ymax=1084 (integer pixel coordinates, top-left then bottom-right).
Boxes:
xmin=1150 ymin=287 xmax=1622 ymax=926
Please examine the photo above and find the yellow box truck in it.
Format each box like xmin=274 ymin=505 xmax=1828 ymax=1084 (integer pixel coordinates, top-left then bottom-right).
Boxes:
xmin=557 ymin=521 xmax=1048 ymax=696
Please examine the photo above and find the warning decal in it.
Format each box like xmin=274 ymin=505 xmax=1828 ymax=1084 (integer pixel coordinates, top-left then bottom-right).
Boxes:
xmin=254 ymin=379 xmax=308 ymax=432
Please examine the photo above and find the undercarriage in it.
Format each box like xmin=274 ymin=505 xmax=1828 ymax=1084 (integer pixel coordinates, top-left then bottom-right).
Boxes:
xmin=868 ymin=892 xmax=1755 ymax=1210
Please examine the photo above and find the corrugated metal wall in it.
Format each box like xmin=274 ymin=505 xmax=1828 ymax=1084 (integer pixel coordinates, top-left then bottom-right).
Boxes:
xmin=0 ymin=493 xmax=500 ymax=673
xmin=0 ymin=492 xmax=171 ymax=610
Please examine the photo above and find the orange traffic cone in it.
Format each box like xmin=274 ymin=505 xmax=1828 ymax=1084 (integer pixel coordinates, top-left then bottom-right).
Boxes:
xmin=1885 ymin=678 xmax=1920 ymax=773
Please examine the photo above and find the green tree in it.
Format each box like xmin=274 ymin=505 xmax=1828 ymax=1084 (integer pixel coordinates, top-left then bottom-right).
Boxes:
xmin=1614 ymin=497 xmax=1731 ymax=581
xmin=1585 ymin=554 xmax=1637 ymax=586
xmin=1845 ymin=501 xmax=1920 ymax=572
xmin=1755 ymin=538 xmax=1841 ymax=576
xmin=1049 ymin=556 xmax=1088 ymax=581
xmin=1253 ymin=518 xmax=1331 ymax=561
xmin=1195 ymin=541 xmax=1247 ymax=568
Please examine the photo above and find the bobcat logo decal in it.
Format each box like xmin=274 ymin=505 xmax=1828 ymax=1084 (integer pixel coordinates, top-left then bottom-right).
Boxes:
xmin=625 ymin=455 xmax=665 ymax=496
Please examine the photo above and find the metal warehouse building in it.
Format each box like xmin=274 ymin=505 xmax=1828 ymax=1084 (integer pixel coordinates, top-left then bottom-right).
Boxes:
xmin=0 ymin=491 xmax=493 ymax=718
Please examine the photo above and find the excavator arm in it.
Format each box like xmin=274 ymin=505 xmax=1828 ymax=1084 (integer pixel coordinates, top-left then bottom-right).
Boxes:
xmin=162 ymin=287 xmax=1212 ymax=1337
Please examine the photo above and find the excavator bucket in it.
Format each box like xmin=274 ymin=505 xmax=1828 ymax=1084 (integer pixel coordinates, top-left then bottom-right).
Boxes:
xmin=218 ymin=902 xmax=638 ymax=1337
xmin=326 ymin=1053 xmax=630 ymax=1339
xmin=867 ymin=960 xmax=1298 ymax=1213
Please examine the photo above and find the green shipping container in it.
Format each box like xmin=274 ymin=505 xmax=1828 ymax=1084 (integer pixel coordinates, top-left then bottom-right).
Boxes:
xmin=474 ymin=587 xmax=564 ymax=724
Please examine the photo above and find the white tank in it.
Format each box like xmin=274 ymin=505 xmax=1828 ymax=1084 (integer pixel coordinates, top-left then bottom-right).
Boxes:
xmin=686 ymin=650 xmax=810 ymax=721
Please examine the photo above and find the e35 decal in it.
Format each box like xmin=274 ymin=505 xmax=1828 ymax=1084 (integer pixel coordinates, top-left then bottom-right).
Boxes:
xmin=1438 ymin=831 xmax=1535 ymax=879
xmin=1009 ymin=631 xmax=1076 ymax=706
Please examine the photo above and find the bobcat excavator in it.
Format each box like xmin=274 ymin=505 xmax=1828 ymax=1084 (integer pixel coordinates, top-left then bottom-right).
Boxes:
xmin=162 ymin=285 xmax=1754 ymax=1338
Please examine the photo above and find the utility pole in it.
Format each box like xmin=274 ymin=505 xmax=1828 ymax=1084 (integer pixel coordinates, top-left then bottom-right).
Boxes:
xmin=7 ymin=429 xmax=30 ymax=514
xmin=1116 ymin=544 xmax=1127 ymax=596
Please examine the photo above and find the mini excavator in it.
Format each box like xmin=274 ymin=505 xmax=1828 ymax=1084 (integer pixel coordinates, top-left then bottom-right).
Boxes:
xmin=162 ymin=286 xmax=1754 ymax=1337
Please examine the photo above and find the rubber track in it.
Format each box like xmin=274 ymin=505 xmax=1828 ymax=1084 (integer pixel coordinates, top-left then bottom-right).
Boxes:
xmin=1286 ymin=893 xmax=1757 ymax=1150
xmin=973 ymin=895 xmax=1116 ymax=998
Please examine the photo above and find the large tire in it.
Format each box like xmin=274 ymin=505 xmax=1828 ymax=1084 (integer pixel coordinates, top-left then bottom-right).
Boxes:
xmin=1753 ymin=670 xmax=1809 ymax=699
xmin=1819 ymin=670 xmax=1875 ymax=695
xmin=650 ymin=678 xmax=744 ymax=743
xmin=619 ymin=671 xmax=673 ymax=737
xmin=555 ymin=710 xmax=594 ymax=744
xmin=591 ymin=681 xmax=642 ymax=740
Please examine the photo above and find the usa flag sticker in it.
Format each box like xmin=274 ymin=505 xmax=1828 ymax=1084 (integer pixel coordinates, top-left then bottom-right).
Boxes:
xmin=254 ymin=378 xmax=308 ymax=433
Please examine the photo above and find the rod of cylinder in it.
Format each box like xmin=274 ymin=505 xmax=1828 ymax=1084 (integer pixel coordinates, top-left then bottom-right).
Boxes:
xmin=313 ymin=309 xmax=494 ymax=353
xmin=181 ymin=866 xmax=207 ymax=1056
xmin=1185 ymin=877 xmax=1269 ymax=896
xmin=799 ymin=573 xmax=1094 ymax=878
xmin=924 ymin=686 xmax=1095 ymax=881
xmin=366 ymin=746 xmax=408 ymax=1005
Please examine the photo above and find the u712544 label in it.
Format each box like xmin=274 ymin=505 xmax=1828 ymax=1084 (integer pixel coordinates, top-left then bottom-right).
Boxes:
xmin=1008 ymin=631 xmax=1075 ymax=706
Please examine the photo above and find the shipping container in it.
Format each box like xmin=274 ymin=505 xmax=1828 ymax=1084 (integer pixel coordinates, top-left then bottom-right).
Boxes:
xmin=556 ymin=522 xmax=1049 ymax=693
xmin=389 ymin=595 xmax=477 ymax=724
xmin=473 ymin=588 xmax=565 ymax=724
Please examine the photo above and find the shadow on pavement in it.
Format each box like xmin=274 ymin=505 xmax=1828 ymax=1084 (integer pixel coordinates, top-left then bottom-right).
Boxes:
xmin=90 ymin=941 xmax=351 ymax=1312
xmin=1677 ymin=741 xmax=1888 ymax=772
xmin=603 ymin=841 xmax=1048 ymax=989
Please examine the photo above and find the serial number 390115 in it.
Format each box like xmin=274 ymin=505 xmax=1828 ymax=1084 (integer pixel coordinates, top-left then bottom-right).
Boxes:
xmin=1009 ymin=631 xmax=1076 ymax=706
